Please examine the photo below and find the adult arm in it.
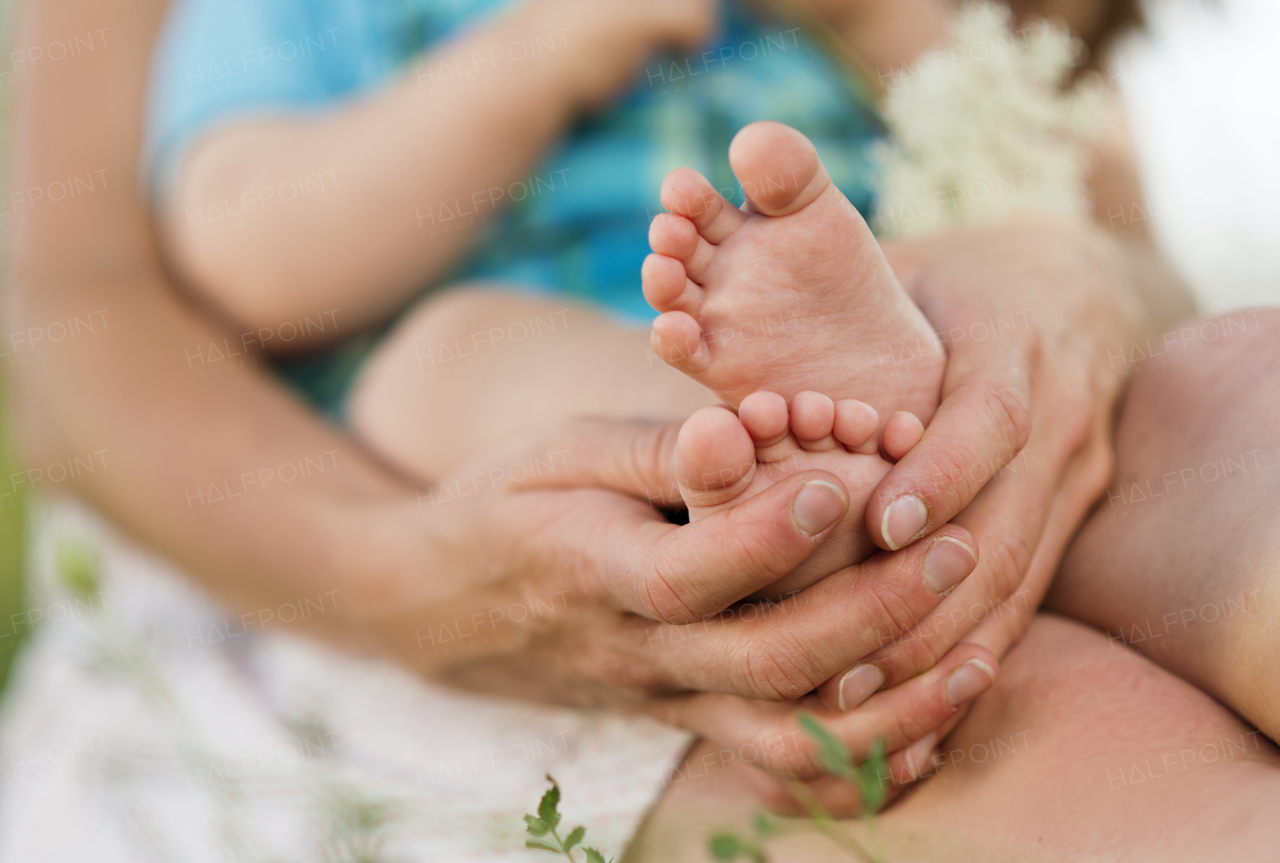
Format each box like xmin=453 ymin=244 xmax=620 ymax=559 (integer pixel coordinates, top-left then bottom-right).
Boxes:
xmin=6 ymin=0 xmax=417 ymax=632
xmin=7 ymin=0 xmax=997 ymax=786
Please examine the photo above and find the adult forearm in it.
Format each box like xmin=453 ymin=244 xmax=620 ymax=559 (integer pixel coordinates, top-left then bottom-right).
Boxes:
xmin=7 ymin=0 xmax=412 ymax=638
xmin=10 ymin=265 xmax=412 ymax=629
xmin=165 ymin=9 xmax=584 ymax=344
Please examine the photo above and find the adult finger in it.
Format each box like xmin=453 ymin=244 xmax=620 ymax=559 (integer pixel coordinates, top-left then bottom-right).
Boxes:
xmin=865 ymin=317 xmax=1033 ymax=551
xmin=854 ymin=358 xmax=1092 ymax=684
xmin=608 ymin=470 xmax=852 ymax=624
xmin=649 ymin=641 xmax=998 ymax=783
xmin=731 ymin=678 xmax=985 ymax=817
xmin=967 ymin=428 xmax=1113 ymax=657
xmin=645 ymin=524 xmax=978 ymax=698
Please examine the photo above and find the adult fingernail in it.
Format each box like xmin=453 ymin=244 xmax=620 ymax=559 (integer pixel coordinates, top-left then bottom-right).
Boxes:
xmin=923 ymin=537 xmax=977 ymax=594
xmin=944 ymin=659 xmax=996 ymax=709
xmin=836 ymin=664 xmax=885 ymax=712
xmin=882 ymin=494 xmax=928 ymax=550
xmin=791 ymin=481 xmax=847 ymax=537
xmin=904 ymin=732 xmax=939 ymax=781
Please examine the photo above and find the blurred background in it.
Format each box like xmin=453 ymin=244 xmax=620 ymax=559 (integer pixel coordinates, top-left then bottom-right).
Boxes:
xmin=1 ymin=0 xmax=24 ymax=690
xmin=1117 ymin=0 xmax=1280 ymax=313
xmin=0 ymin=0 xmax=1276 ymax=689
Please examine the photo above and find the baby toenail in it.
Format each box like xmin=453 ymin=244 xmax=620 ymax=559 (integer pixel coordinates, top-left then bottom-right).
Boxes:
xmin=944 ymin=659 xmax=996 ymax=709
xmin=923 ymin=537 xmax=977 ymax=594
xmin=837 ymin=664 xmax=885 ymax=712
xmin=791 ymin=481 xmax=847 ymax=537
xmin=883 ymin=495 xmax=928 ymax=550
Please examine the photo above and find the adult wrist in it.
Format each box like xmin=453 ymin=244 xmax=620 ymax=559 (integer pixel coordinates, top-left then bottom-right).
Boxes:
xmin=324 ymin=494 xmax=446 ymax=643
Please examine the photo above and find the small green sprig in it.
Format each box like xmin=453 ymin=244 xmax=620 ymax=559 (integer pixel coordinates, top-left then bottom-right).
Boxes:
xmin=524 ymin=775 xmax=612 ymax=863
xmin=798 ymin=712 xmax=888 ymax=815
xmin=709 ymin=712 xmax=891 ymax=863
xmin=523 ymin=714 xmax=896 ymax=863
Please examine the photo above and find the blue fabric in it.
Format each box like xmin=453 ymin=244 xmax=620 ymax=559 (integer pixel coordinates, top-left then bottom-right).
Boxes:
xmin=144 ymin=0 xmax=883 ymax=416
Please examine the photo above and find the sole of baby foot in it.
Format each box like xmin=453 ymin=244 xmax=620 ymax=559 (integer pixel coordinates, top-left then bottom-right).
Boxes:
xmin=643 ymin=121 xmax=946 ymax=428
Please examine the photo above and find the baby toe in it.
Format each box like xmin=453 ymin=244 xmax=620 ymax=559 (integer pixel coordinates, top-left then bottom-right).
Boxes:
xmin=728 ymin=121 xmax=829 ymax=217
xmin=649 ymin=213 xmax=717 ymax=283
xmin=739 ymin=391 xmax=789 ymax=446
xmin=641 ymin=253 xmax=702 ymax=314
xmin=651 ymin=311 xmax=709 ymax=374
xmin=881 ymin=411 xmax=926 ymax=461
xmin=790 ymin=391 xmax=840 ymax=452
xmin=675 ymin=406 xmax=756 ymax=509
xmin=834 ymin=399 xmax=880 ymax=455
xmin=660 ymin=166 xmax=747 ymax=244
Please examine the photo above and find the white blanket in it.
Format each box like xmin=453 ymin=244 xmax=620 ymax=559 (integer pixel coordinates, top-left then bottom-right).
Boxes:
xmin=0 ymin=497 xmax=692 ymax=862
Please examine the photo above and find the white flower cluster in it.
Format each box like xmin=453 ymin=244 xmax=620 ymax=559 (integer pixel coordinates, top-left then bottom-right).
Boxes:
xmin=874 ymin=2 xmax=1108 ymax=237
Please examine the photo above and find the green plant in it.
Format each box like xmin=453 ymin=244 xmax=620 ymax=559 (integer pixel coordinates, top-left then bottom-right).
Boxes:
xmin=709 ymin=712 xmax=889 ymax=863
xmin=523 ymin=713 xmax=893 ymax=863
xmin=523 ymin=775 xmax=612 ymax=863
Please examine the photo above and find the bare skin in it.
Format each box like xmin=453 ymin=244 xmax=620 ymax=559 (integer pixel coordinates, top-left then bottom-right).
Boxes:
xmin=10 ymin=0 xmax=1197 ymax=818
xmin=627 ymin=311 xmax=1280 ymax=862
xmin=355 ymin=122 xmax=946 ymax=599
xmin=12 ymin=0 xmax=996 ymax=784
xmin=1048 ymin=308 xmax=1280 ymax=741
xmin=156 ymin=0 xmax=1194 ymax=750
xmin=644 ymin=121 xmax=945 ymax=593
xmin=630 ymin=615 xmax=1280 ymax=862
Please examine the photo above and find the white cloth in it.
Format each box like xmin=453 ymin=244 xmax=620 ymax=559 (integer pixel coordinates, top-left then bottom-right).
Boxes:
xmin=0 ymin=497 xmax=693 ymax=862
xmin=1120 ymin=0 xmax=1280 ymax=314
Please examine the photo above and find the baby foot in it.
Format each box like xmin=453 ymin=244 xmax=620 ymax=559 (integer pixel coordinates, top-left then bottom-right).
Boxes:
xmin=643 ymin=121 xmax=945 ymax=423
xmin=676 ymin=392 xmax=926 ymax=599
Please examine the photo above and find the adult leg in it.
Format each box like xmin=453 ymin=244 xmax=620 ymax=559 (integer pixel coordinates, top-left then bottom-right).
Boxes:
xmin=628 ymin=614 xmax=1280 ymax=862
xmin=1047 ymin=308 xmax=1280 ymax=740
xmin=631 ymin=312 xmax=1280 ymax=860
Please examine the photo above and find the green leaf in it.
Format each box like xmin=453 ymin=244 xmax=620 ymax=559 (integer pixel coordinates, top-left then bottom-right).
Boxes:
xmin=583 ymin=848 xmax=609 ymax=863
xmin=751 ymin=812 xmax=777 ymax=837
xmin=537 ymin=775 xmax=561 ymax=830
xmin=563 ymin=825 xmax=585 ymax=851
xmin=523 ymin=815 xmax=550 ymax=837
xmin=708 ymin=832 xmax=742 ymax=860
xmin=525 ymin=839 xmax=561 ymax=854
xmin=857 ymin=737 xmax=889 ymax=813
xmin=797 ymin=712 xmax=856 ymax=782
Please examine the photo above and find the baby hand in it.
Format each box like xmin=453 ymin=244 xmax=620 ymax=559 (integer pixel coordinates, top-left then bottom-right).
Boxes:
xmin=519 ymin=0 xmax=719 ymax=109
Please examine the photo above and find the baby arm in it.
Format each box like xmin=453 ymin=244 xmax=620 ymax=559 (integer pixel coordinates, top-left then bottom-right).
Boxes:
xmin=158 ymin=0 xmax=714 ymax=350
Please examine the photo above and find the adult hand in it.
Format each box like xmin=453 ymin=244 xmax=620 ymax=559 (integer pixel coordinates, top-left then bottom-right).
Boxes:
xmin=350 ymin=417 xmax=996 ymax=794
xmin=701 ymin=215 xmax=1180 ymax=814
xmin=844 ymin=214 xmax=1149 ymax=696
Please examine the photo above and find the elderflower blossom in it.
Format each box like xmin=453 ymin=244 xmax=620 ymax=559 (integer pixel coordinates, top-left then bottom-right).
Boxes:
xmin=874 ymin=2 xmax=1108 ymax=237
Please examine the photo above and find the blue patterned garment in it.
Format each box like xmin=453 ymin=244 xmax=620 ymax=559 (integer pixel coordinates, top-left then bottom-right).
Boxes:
xmin=145 ymin=0 xmax=883 ymax=417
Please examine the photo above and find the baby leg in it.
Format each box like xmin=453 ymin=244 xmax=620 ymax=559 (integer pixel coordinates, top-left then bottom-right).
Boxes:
xmin=346 ymin=284 xmax=717 ymax=485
